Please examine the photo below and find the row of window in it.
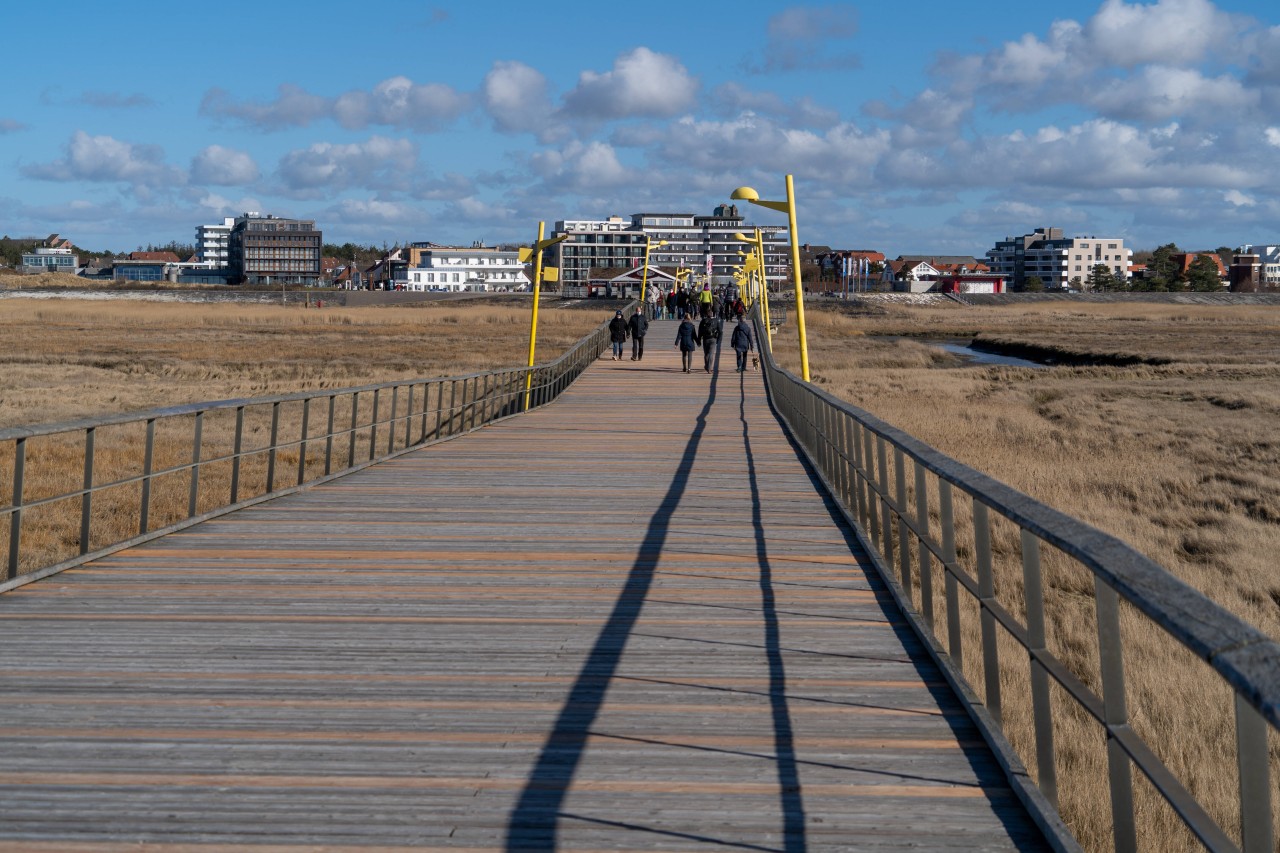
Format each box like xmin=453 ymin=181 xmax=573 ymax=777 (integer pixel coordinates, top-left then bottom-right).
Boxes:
xmin=245 ymin=249 xmax=319 ymax=259
xmin=245 ymin=261 xmax=319 ymax=272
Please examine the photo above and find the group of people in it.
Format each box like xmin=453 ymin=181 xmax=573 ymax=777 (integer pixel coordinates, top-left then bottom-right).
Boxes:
xmin=608 ymin=300 xmax=755 ymax=374
xmin=647 ymin=284 xmax=747 ymax=321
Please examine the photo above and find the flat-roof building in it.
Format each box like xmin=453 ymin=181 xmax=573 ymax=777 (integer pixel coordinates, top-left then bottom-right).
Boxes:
xmin=228 ymin=212 xmax=322 ymax=286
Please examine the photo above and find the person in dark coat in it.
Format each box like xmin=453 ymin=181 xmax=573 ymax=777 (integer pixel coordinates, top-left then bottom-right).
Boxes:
xmin=730 ymin=316 xmax=754 ymax=372
xmin=674 ymin=313 xmax=699 ymax=373
xmin=608 ymin=310 xmax=629 ymax=361
xmin=697 ymin=313 xmax=721 ymax=373
xmin=627 ymin=307 xmax=649 ymax=361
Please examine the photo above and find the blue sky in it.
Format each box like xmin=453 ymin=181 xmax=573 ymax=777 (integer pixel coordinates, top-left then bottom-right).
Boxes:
xmin=2 ymin=0 xmax=1278 ymax=256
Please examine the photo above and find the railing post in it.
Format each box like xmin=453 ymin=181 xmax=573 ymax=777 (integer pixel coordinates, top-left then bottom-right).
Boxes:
xmin=188 ymin=411 xmax=203 ymax=519
xmin=433 ymin=382 xmax=445 ymax=439
xmin=387 ymin=386 xmax=398 ymax=454
xmin=939 ymin=480 xmax=962 ymax=666
xmin=295 ymin=398 xmax=309 ymax=485
xmin=369 ymin=389 xmax=381 ymax=461
xmin=974 ymin=500 xmax=1001 ymax=725
xmin=325 ymin=395 xmax=336 ymax=476
xmin=79 ymin=427 xmax=95 ymax=555
xmin=267 ymin=402 xmax=280 ymax=493
xmin=1020 ymin=530 xmax=1058 ymax=810
xmin=140 ymin=418 xmax=155 ymax=535
xmin=877 ymin=436 xmax=893 ymax=568
xmin=864 ymin=427 xmax=880 ymax=548
xmin=1236 ymin=693 xmax=1273 ymax=853
xmin=894 ymin=447 xmax=911 ymax=597
xmin=1095 ymin=577 xmax=1137 ymax=853
xmin=7 ymin=437 xmax=24 ymax=579
xmin=851 ymin=421 xmax=867 ymax=531
xmin=348 ymin=391 xmax=360 ymax=469
xmin=231 ymin=406 xmax=244 ymax=503
xmin=915 ymin=459 xmax=933 ymax=631
xmin=405 ymin=384 xmax=414 ymax=448
xmin=419 ymin=382 xmax=429 ymax=444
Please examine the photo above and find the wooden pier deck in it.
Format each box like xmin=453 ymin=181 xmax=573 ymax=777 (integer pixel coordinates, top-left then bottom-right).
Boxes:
xmin=0 ymin=321 xmax=1050 ymax=850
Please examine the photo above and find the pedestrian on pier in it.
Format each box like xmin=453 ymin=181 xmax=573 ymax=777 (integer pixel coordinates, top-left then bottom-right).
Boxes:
xmin=608 ymin=310 xmax=629 ymax=361
xmin=628 ymin=307 xmax=649 ymax=361
xmin=674 ymin=312 xmax=698 ymax=373
xmin=730 ymin=316 xmax=754 ymax=372
xmin=697 ymin=313 xmax=721 ymax=373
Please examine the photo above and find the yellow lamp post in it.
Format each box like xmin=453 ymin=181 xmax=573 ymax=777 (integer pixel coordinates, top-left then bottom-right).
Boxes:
xmin=639 ymin=238 xmax=667 ymax=311
xmin=731 ymin=175 xmax=810 ymax=381
xmin=518 ymin=221 xmax=568 ymax=409
xmin=734 ymin=230 xmax=772 ymax=343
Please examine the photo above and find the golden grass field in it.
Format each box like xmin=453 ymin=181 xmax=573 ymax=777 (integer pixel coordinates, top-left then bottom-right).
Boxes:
xmin=770 ymin=298 xmax=1280 ymax=851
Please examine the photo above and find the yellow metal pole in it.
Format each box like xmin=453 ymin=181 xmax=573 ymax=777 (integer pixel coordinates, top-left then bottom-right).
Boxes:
xmin=785 ymin=174 xmax=810 ymax=381
xmin=640 ymin=238 xmax=652 ymax=308
xmin=524 ymin=221 xmax=546 ymax=410
xmin=757 ymin=229 xmax=772 ymax=345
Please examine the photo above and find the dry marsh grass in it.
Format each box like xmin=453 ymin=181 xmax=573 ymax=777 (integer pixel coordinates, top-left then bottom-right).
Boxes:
xmin=772 ymin=300 xmax=1280 ymax=850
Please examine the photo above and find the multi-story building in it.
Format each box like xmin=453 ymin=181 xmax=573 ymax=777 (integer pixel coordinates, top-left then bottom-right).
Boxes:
xmin=551 ymin=206 xmax=790 ymax=295
xmin=987 ymin=227 xmax=1131 ymax=290
xmin=195 ymin=217 xmax=235 ymax=268
xmin=228 ymin=212 xmax=322 ymax=286
xmin=1236 ymin=245 xmax=1280 ymax=287
xmin=20 ymin=246 xmax=78 ymax=274
xmin=402 ymin=243 xmax=531 ymax=292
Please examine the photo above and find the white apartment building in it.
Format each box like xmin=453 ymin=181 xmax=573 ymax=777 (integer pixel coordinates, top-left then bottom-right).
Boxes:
xmin=195 ymin=217 xmax=235 ymax=268
xmin=1237 ymin=245 xmax=1280 ymax=286
xmin=551 ymin=207 xmax=790 ymax=295
xmin=987 ymin=227 xmax=1131 ymax=290
xmin=403 ymin=244 xmax=530 ymax=292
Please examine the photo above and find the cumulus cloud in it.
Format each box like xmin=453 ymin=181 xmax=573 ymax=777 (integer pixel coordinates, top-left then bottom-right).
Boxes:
xmin=277 ymin=136 xmax=418 ymax=195
xmin=562 ymin=48 xmax=697 ymax=120
xmin=190 ymin=145 xmax=260 ymax=185
xmin=747 ymin=5 xmax=862 ymax=73
xmin=1224 ymin=190 xmax=1256 ymax=206
xmin=530 ymin=140 xmax=631 ymax=191
xmin=483 ymin=60 xmax=562 ymax=139
xmin=201 ymin=78 xmax=468 ymax=132
xmin=22 ymin=130 xmax=184 ymax=187
xmin=0 ymin=118 xmax=24 ymax=133
xmin=200 ymin=84 xmax=331 ymax=130
xmin=1088 ymin=66 xmax=1258 ymax=122
xmin=1265 ymin=127 xmax=1280 ymax=147
xmin=711 ymin=83 xmax=840 ymax=129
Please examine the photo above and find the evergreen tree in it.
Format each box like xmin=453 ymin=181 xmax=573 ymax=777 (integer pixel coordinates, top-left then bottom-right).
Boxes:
xmin=1186 ymin=255 xmax=1223 ymax=291
xmin=1088 ymin=263 xmax=1119 ymax=292
xmin=1024 ymin=275 xmax=1045 ymax=292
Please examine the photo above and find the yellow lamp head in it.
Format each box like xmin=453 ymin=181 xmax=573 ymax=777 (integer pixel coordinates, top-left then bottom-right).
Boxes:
xmin=730 ymin=187 xmax=759 ymax=202
xmin=733 ymin=232 xmax=753 ymax=242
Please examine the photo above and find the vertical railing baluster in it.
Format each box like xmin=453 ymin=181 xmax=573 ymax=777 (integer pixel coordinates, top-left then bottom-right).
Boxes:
xmin=297 ymin=399 xmax=310 ymax=485
xmin=877 ymin=436 xmax=893 ymax=568
xmin=348 ymin=391 xmax=360 ymax=469
xmin=852 ymin=421 xmax=867 ymax=532
xmin=419 ymin=382 xmax=429 ymax=444
xmin=1020 ymin=530 xmax=1057 ymax=810
xmin=974 ymin=500 xmax=1001 ymax=725
xmin=894 ymin=447 xmax=911 ymax=597
xmin=325 ymin=395 xmax=336 ymax=476
xmin=434 ymin=381 xmax=445 ymax=439
xmin=140 ymin=418 xmax=155 ymax=535
xmin=1236 ymin=694 xmax=1273 ymax=853
xmin=7 ymin=437 xmax=25 ymax=579
xmin=915 ymin=460 xmax=933 ymax=631
xmin=231 ymin=407 xmax=244 ymax=503
xmin=864 ymin=427 xmax=879 ymax=548
xmin=79 ymin=427 xmax=95 ymax=555
xmin=188 ymin=411 xmax=203 ymax=518
xmin=266 ymin=402 xmax=280 ymax=493
xmin=447 ymin=380 xmax=458 ymax=434
xmin=387 ymin=386 xmax=398 ymax=454
xmin=369 ymin=389 xmax=380 ymax=461
xmin=1095 ymin=578 xmax=1137 ymax=853
xmin=940 ymin=480 xmax=962 ymax=666
xmin=405 ymin=384 xmax=414 ymax=448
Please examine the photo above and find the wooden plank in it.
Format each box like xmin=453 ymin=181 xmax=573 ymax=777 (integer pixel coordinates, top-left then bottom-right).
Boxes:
xmin=0 ymin=323 xmax=1050 ymax=850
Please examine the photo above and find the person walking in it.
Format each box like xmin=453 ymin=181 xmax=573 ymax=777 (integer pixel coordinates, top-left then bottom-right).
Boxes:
xmin=608 ymin=310 xmax=629 ymax=361
xmin=674 ymin=313 xmax=699 ymax=373
xmin=697 ymin=312 xmax=721 ymax=373
xmin=647 ymin=284 xmax=662 ymax=319
xmin=730 ymin=316 xmax=754 ymax=372
xmin=698 ymin=284 xmax=714 ymax=318
xmin=628 ymin=306 xmax=649 ymax=361
xmin=665 ymin=289 xmax=677 ymax=321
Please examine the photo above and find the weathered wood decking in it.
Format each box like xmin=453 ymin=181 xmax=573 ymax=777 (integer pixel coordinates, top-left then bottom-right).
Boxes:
xmin=0 ymin=321 xmax=1049 ymax=850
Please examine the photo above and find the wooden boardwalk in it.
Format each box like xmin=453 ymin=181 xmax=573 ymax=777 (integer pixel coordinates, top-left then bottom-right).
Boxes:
xmin=0 ymin=321 xmax=1050 ymax=851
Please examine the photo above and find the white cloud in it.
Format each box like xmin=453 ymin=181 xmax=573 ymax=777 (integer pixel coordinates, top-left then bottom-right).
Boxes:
xmin=483 ymin=60 xmax=559 ymax=137
xmin=1224 ymin=190 xmax=1256 ymax=207
xmin=22 ymin=130 xmax=184 ymax=187
xmin=1265 ymin=127 xmax=1280 ymax=147
xmin=1088 ymin=66 xmax=1258 ymax=122
xmin=748 ymin=5 xmax=861 ymax=72
xmin=530 ymin=140 xmax=631 ymax=191
xmin=190 ymin=145 xmax=260 ymax=185
xmin=277 ymin=137 xmax=418 ymax=194
xmin=1085 ymin=0 xmax=1241 ymax=68
xmin=0 ymin=118 xmax=24 ymax=134
xmin=333 ymin=76 xmax=469 ymax=131
xmin=200 ymin=84 xmax=331 ymax=130
xmin=562 ymin=48 xmax=697 ymax=119
xmin=712 ymin=83 xmax=840 ymax=129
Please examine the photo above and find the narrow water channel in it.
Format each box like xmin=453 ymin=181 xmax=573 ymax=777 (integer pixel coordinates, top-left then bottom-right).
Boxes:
xmin=930 ymin=340 xmax=1049 ymax=368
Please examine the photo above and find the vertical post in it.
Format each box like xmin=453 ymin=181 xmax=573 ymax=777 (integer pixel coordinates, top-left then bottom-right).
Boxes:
xmin=940 ymin=481 xmax=962 ymax=666
xmin=1095 ymin=577 xmax=1137 ymax=853
xmin=877 ymin=436 xmax=893 ymax=568
xmin=266 ymin=402 xmax=280 ymax=493
xmin=325 ymin=395 xmax=336 ymax=476
xmin=419 ymin=383 xmax=429 ymax=444
xmin=915 ymin=460 xmax=933 ymax=631
xmin=231 ymin=407 xmax=244 ymax=503
xmin=348 ymin=391 xmax=360 ymax=469
xmin=785 ymin=174 xmax=810 ymax=383
xmin=525 ymin=221 xmax=547 ymax=410
xmin=369 ymin=389 xmax=380 ymax=461
xmin=851 ymin=420 xmax=867 ymax=531
xmin=297 ymin=398 xmax=310 ymax=485
xmin=1236 ymin=694 xmax=1274 ymax=853
xmin=434 ymin=382 xmax=446 ymax=439
xmin=7 ymin=437 xmax=25 ymax=579
xmin=447 ymin=380 xmax=458 ymax=435
xmin=974 ymin=500 xmax=1001 ymax=725
xmin=1020 ymin=530 xmax=1058 ymax=810
xmin=405 ymin=384 xmax=415 ymax=447
xmin=894 ymin=447 xmax=911 ymax=597
xmin=387 ymin=386 xmax=398 ymax=454
xmin=864 ymin=427 xmax=879 ymax=548
xmin=79 ymin=427 xmax=95 ymax=555
xmin=140 ymin=418 xmax=155 ymax=535
xmin=188 ymin=411 xmax=203 ymax=518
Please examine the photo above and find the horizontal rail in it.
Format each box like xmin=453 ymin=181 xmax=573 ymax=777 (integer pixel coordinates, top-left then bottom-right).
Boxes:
xmin=753 ymin=309 xmax=1277 ymax=853
xmin=0 ymin=305 xmax=629 ymax=585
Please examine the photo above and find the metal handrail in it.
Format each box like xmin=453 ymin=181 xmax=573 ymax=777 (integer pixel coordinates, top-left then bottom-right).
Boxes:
xmin=0 ymin=307 xmax=627 ymax=586
xmin=752 ymin=310 xmax=1278 ymax=853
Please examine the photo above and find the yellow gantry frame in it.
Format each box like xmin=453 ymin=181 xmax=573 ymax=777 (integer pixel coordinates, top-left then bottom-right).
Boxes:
xmin=520 ymin=221 xmax=568 ymax=409
xmin=734 ymin=229 xmax=772 ymax=345
xmin=640 ymin=238 xmax=667 ymax=306
xmin=731 ymin=174 xmax=810 ymax=382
